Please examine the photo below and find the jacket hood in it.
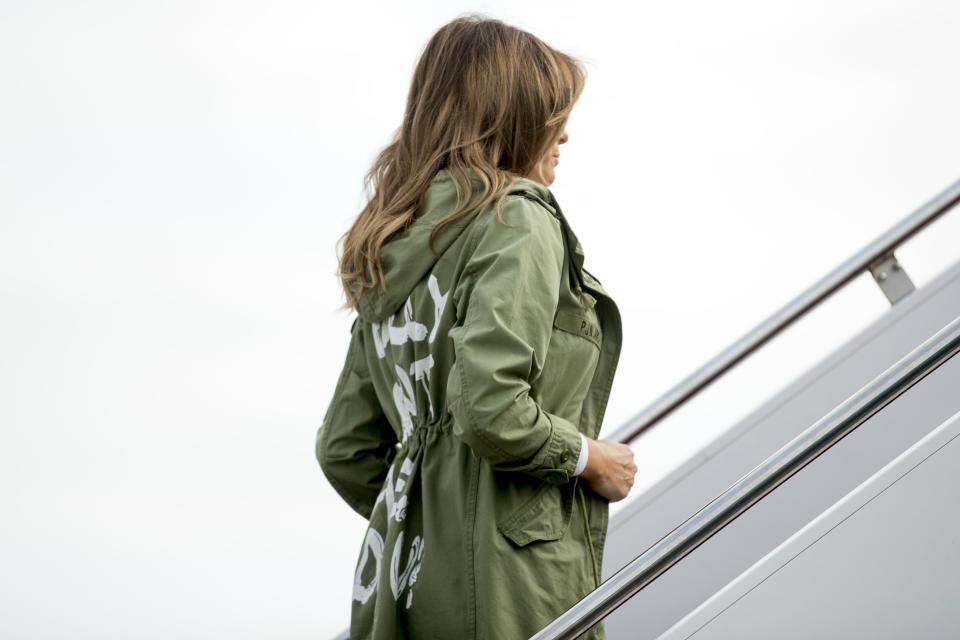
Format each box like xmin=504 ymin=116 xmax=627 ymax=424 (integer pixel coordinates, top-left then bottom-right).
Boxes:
xmin=355 ymin=168 xmax=558 ymax=323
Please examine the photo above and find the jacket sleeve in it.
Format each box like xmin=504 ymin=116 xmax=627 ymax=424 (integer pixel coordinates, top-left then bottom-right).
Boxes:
xmin=445 ymin=194 xmax=584 ymax=485
xmin=316 ymin=317 xmax=397 ymax=519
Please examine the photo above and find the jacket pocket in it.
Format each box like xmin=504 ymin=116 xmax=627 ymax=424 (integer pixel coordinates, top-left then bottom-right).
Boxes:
xmin=553 ymin=308 xmax=601 ymax=350
xmin=496 ymin=478 xmax=577 ymax=547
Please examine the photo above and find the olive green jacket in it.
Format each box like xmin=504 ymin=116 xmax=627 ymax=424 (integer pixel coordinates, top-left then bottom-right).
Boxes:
xmin=317 ymin=168 xmax=623 ymax=639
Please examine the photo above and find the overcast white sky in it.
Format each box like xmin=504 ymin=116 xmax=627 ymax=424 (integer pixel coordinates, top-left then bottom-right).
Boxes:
xmin=2 ymin=1 xmax=959 ymax=638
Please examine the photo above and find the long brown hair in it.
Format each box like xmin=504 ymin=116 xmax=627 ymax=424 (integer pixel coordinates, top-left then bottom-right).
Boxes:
xmin=336 ymin=14 xmax=586 ymax=311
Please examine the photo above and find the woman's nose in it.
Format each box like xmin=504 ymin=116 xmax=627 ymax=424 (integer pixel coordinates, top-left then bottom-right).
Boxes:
xmin=558 ymin=130 xmax=569 ymax=145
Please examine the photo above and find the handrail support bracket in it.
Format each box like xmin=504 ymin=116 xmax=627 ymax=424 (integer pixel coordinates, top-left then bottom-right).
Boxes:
xmin=868 ymin=250 xmax=915 ymax=306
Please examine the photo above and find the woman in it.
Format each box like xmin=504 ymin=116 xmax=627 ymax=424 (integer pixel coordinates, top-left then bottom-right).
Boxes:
xmin=317 ymin=14 xmax=637 ymax=640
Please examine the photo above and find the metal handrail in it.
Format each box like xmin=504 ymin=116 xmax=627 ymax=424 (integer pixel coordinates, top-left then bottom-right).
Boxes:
xmin=532 ymin=313 xmax=960 ymax=640
xmin=607 ymin=177 xmax=960 ymax=445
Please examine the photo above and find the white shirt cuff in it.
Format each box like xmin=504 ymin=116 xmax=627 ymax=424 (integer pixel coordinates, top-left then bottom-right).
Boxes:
xmin=573 ymin=433 xmax=589 ymax=476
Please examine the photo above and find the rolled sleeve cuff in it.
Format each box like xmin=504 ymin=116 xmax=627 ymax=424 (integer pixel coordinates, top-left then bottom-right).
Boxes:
xmin=539 ymin=411 xmax=583 ymax=484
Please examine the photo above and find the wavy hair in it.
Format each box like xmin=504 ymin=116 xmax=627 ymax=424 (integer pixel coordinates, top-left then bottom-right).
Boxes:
xmin=336 ymin=13 xmax=586 ymax=310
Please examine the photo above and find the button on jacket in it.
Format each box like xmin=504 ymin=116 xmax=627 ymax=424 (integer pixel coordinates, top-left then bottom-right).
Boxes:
xmin=317 ymin=168 xmax=623 ymax=639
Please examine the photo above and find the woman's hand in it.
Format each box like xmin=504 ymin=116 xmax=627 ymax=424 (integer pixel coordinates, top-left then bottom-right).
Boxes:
xmin=579 ymin=438 xmax=637 ymax=502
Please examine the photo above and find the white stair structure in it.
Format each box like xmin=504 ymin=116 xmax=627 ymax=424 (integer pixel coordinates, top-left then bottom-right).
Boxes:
xmin=599 ymin=258 xmax=960 ymax=639
xmin=656 ymin=407 xmax=960 ymax=640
